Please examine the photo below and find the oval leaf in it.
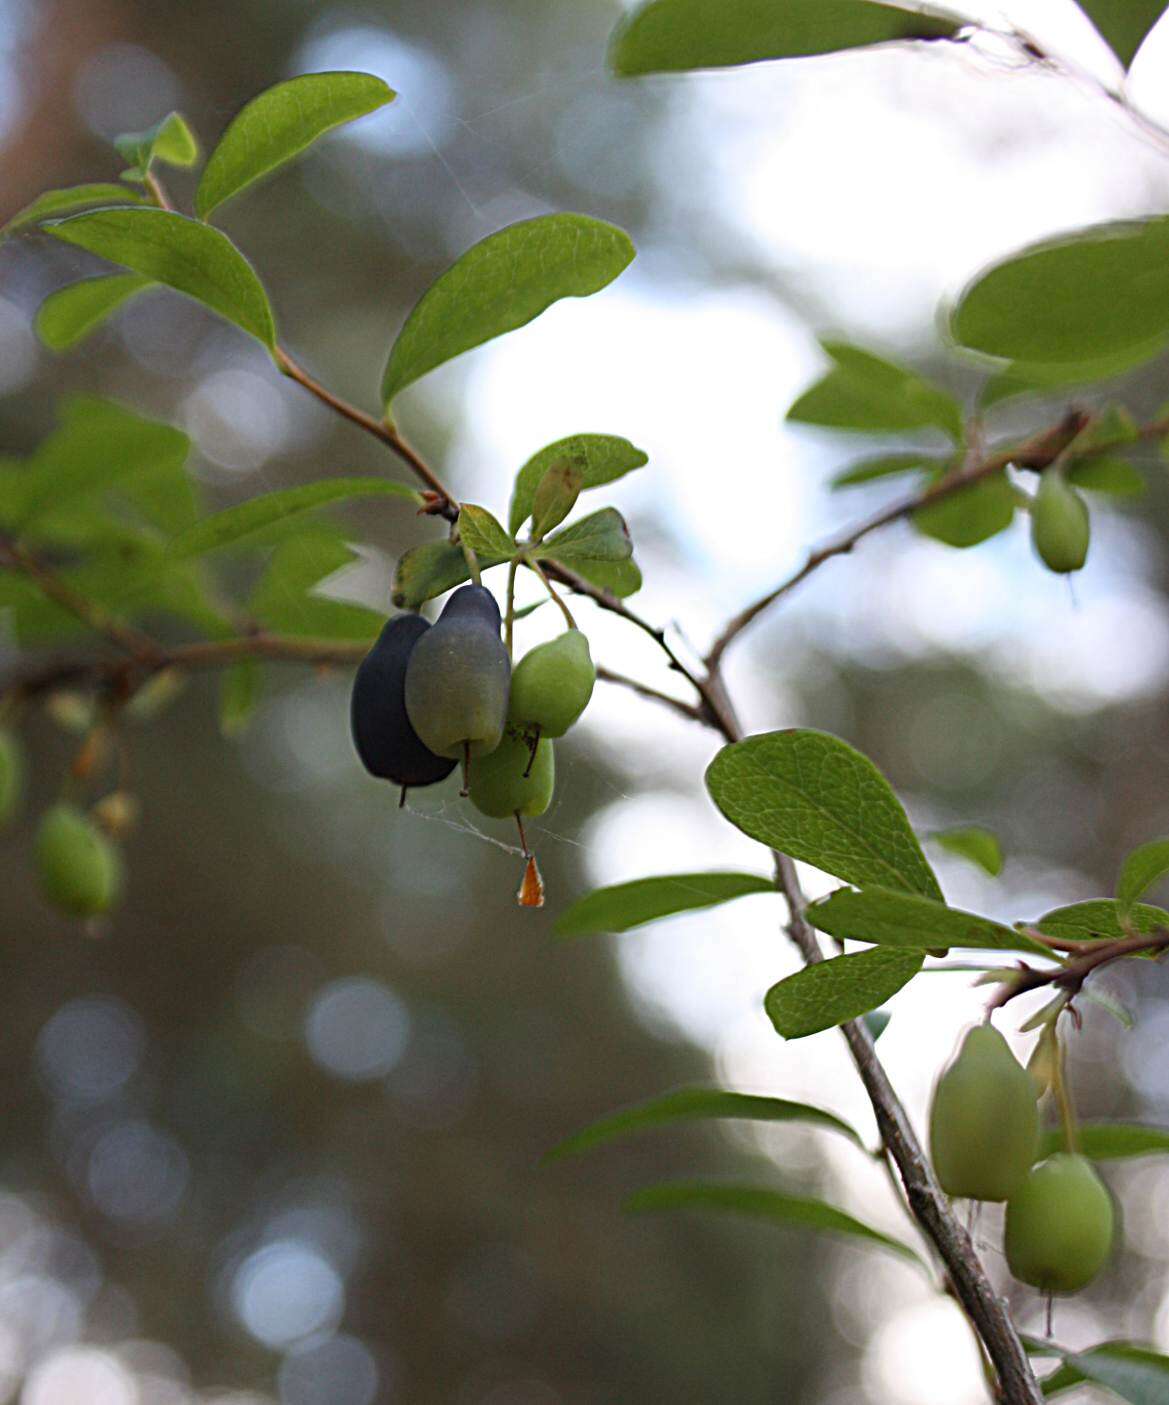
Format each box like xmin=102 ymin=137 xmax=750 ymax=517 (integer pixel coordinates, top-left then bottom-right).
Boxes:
xmin=538 ymin=506 xmax=632 ymax=564
xmin=1055 ymin=1344 xmax=1169 ymax=1405
xmin=35 ymin=274 xmax=153 ymax=351
xmin=953 ymin=217 xmax=1169 ymax=365
xmin=381 ymin=214 xmax=635 ymax=406
xmin=806 ymin=887 xmax=1051 ymax=956
xmin=530 ymin=462 xmax=583 ymax=539
xmin=560 ymin=554 xmax=643 ymax=599
xmin=509 ymin=433 xmax=648 ymax=535
xmin=546 ymin=1087 xmax=864 ymax=1161
xmin=830 ymin=452 xmax=935 ymax=490
xmin=912 ymin=471 xmax=1016 ymax=548
xmin=1039 ymin=1123 xmax=1169 ymax=1161
xmin=3 ymin=184 xmax=143 ymax=236
xmin=555 ymin=871 xmax=774 ymax=938
xmin=457 ymin=503 xmax=515 ymax=559
xmin=197 ymin=72 xmax=395 ymax=219
xmin=392 ymin=539 xmax=509 ymax=610
xmin=116 ymin=111 xmax=199 ymax=174
xmin=626 ymin=1181 xmax=922 ymax=1264
xmin=1034 ymin=899 xmax=1169 ymax=943
xmin=170 ymin=477 xmax=420 ymax=558
xmin=930 ymin=825 xmax=1003 ymax=877
xmin=706 ymin=729 xmax=942 ymax=898
xmin=765 ymin=947 xmax=924 ymax=1040
xmin=45 ymin=207 xmax=277 ymax=350
xmin=788 ymin=341 xmax=963 ymax=440
xmin=1117 ymin=837 xmax=1169 ymax=914
xmin=609 ymin=0 xmax=960 ymax=75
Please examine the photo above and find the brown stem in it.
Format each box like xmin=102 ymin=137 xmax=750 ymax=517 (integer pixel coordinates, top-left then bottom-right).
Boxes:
xmin=988 ymin=929 xmax=1169 ymax=1011
xmin=594 ymin=664 xmax=705 ymax=723
xmin=273 ymin=349 xmax=459 ymax=516
xmin=0 ymin=540 xmax=163 ymax=664
xmin=138 ymin=164 xmax=462 ymax=519
xmin=2 ymin=633 xmax=369 ymax=705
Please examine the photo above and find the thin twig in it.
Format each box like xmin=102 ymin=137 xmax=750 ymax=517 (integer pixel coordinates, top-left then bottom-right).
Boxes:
xmin=594 ymin=664 xmax=705 ymax=723
xmin=273 ymin=349 xmax=460 ymax=516
xmin=705 ymin=410 xmax=1093 ymax=670
xmin=0 ymin=540 xmax=162 ymax=663
xmin=988 ymin=929 xmax=1169 ymax=1011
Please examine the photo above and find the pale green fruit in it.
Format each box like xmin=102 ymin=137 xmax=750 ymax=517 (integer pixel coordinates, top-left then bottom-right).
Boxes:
xmin=508 ymin=629 xmax=596 ymax=738
xmin=1031 ymin=472 xmax=1090 ymax=574
xmin=468 ymin=730 xmax=554 ymax=819
xmin=404 ymin=585 xmax=510 ymax=760
xmin=35 ymin=803 xmax=122 ymax=917
xmin=929 ymin=1025 xmax=1038 ymax=1201
xmin=1005 ymin=1154 xmax=1114 ymax=1293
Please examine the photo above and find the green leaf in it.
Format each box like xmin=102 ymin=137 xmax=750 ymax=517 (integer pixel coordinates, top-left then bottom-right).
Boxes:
xmin=546 ymin=1087 xmax=864 ymax=1161
xmin=912 ymin=471 xmax=1016 ymax=548
xmin=565 ymin=554 xmax=642 ymax=598
xmin=806 ymin=887 xmax=1051 ymax=956
xmin=788 ymin=341 xmax=963 ymax=439
xmin=952 ymin=216 xmax=1169 ymax=364
xmin=508 ymin=433 xmax=648 ymax=536
xmin=45 ymin=207 xmax=277 ymax=351
xmin=609 ymin=0 xmax=961 ymax=76
xmin=1047 ymin=1342 xmax=1169 ymax=1404
xmin=538 ymin=507 xmax=632 ymax=564
xmin=1075 ymin=1 xmax=1166 ymax=68
xmin=170 ymin=477 xmax=420 ymax=558
xmin=1067 ymin=457 xmax=1145 ymax=496
xmin=706 ymin=729 xmax=943 ymax=898
xmin=555 ymin=872 xmax=775 ymax=938
xmin=115 ymin=112 xmax=200 ymax=173
xmin=930 ymin=825 xmax=1003 ymax=876
xmin=829 ymin=453 xmax=935 ymax=490
xmin=197 ymin=72 xmax=395 ymax=219
xmin=626 ymin=1181 xmax=922 ymax=1264
xmin=1039 ymin=1124 xmax=1169 ymax=1161
xmin=530 ymin=462 xmax=583 ymax=539
xmin=1117 ymin=838 xmax=1169 ymax=914
xmin=219 ymin=659 xmax=263 ymax=737
xmin=35 ymin=274 xmax=153 ymax=351
xmin=1034 ymin=899 xmax=1169 ymax=943
xmin=251 ymin=531 xmax=384 ymax=641
xmin=980 ymin=337 xmax=1169 ymax=409
xmin=457 ymin=504 xmax=516 ymax=559
xmin=765 ymin=947 xmax=924 ymax=1039
xmin=863 ymin=1009 xmax=892 ymax=1042
xmin=381 ymin=214 xmax=635 ymax=406
xmin=392 ymin=540 xmax=508 ymax=610
xmin=19 ymin=396 xmax=190 ymax=527
xmin=2 ymin=184 xmax=144 ymax=236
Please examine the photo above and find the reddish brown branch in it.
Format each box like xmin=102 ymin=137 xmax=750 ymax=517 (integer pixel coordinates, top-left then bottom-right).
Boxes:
xmin=989 ymin=929 xmax=1169 ymax=1012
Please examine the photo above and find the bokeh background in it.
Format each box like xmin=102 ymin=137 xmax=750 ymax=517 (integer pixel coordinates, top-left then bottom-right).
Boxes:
xmin=2 ymin=1 xmax=1169 ymax=1401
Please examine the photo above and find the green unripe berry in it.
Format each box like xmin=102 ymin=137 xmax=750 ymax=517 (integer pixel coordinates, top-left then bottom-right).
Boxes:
xmin=404 ymin=586 xmax=511 ymax=761
xmin=508 ymin=629 xmax=596 ymax=738
xmin=0 ymin=728 xmax=24 ymax=827
xmin=1005 ymin=1153 xmax=1114 ymax=1293
xmin=929 ymin=1025 xmax=1038 ymax=1202
xmin=35 ymin=803 xmax=123 ymax=917
xmin=1031 ymin=472 xmax=1090 ymax=574
xmin=468 ymin=729 xmax=555 ymax=819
